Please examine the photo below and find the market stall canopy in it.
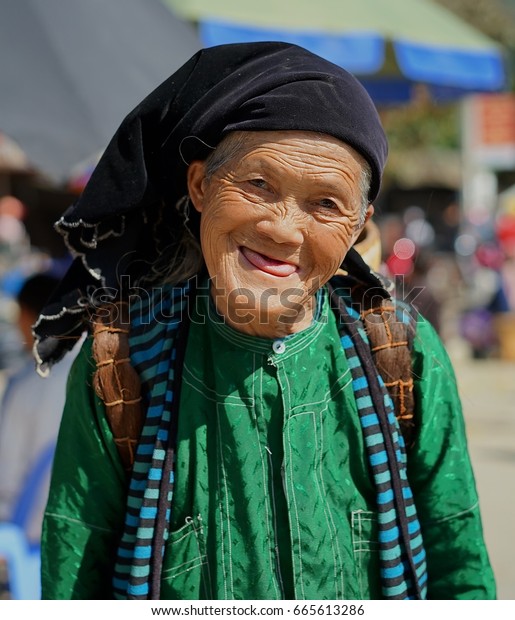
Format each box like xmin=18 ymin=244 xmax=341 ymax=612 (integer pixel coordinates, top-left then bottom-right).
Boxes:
xmin=164 ymin=0 xmax=506 ymax=103
xmin=0 ymin=0 xmax=201 ymax=183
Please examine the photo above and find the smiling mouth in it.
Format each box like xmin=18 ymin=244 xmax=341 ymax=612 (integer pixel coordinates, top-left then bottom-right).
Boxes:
xmin=240 ymin=246 xmax=298 ymax=277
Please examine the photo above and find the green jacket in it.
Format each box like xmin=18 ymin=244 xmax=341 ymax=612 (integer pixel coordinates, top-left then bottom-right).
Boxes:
xmin=41 ymin=292 xmax=495 ymax=600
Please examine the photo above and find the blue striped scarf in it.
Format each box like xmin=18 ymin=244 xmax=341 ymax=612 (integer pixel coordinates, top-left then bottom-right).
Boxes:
xmin=112 ymin=279 xmax=427 ymax=599
xmin=330 ymin=285 xmax=427 ymax=599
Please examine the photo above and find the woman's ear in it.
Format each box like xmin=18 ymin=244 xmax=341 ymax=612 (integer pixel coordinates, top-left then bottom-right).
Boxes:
xmin=186 ymin=161 xmax=207 ymax=213
xmin=351 ymin=204 xmax=375 ymax=245
xmin=363 ymin=204 xmax=375 ymax=226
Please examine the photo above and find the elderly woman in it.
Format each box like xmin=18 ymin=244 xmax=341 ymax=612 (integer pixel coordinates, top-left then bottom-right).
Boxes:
xmin=35 ymin=42 xmax=494 ymax=601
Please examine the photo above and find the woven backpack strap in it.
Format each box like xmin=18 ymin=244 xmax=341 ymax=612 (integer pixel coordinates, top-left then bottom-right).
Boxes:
xmin=337 ymin=249 xmax=417 ymax=448
xmin=91 ymin=301 xmax=145 ymax=473
xmin=360 ymin=295 xmax=416 ymax=448
xmin=330 ymin=271 xmax=417 ymax=449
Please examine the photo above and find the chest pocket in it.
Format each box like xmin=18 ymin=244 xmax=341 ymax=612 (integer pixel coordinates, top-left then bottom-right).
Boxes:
xmin=161 ymin=514 xmax=212 ymax=599
xmin=351 ymin=510 xmax=381 ymax=600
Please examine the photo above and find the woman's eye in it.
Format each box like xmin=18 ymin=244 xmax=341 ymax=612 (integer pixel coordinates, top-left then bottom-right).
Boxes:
xmin=318 ymin=198 xmax=338 ymax=210
xmin=248 ymin=178 xmax=268 ymax=189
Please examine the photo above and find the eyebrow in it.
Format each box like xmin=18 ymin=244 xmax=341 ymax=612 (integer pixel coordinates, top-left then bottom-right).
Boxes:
xmin=241 ymin=157 xmax=351 ymax=182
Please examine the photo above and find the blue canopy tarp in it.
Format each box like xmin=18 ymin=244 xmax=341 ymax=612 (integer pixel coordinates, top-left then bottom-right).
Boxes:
xmin=164 ymin=0 xmax=506 ymax=103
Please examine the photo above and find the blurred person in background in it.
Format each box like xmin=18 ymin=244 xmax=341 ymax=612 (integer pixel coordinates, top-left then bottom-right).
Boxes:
xmin=378 ymin=213 xmax=442 ymax=335
xmin=459 ymin=222 xmax=515 ymax=360
xmin=0 ymin=195 xmax=33 ymax=371
xmin=496 ymin=213 xmax=515 ymax=313
xmin=492 ymin=214 xmax=515 ymax=361
xmin=0 ymin=272 xmax=80 ymax=548
xmin=0 ymin=196 xmax=30 ymax=263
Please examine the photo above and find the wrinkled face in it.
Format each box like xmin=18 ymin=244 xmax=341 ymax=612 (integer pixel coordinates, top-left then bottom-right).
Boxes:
xmin=187 ymin=130 xmax=372 ymax=338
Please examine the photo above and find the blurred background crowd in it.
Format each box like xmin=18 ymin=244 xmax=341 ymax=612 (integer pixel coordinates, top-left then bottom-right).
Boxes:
xmin=1 ymin=0 xmax=515 ymax=601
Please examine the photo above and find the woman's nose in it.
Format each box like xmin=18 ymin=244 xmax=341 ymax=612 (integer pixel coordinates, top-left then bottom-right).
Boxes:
xmin=255 ymin=203 xmax=305 ymax=246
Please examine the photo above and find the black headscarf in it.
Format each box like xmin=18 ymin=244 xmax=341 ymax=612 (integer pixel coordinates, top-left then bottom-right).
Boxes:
xmin=34 ymin=41 xmax=388 ymax=371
